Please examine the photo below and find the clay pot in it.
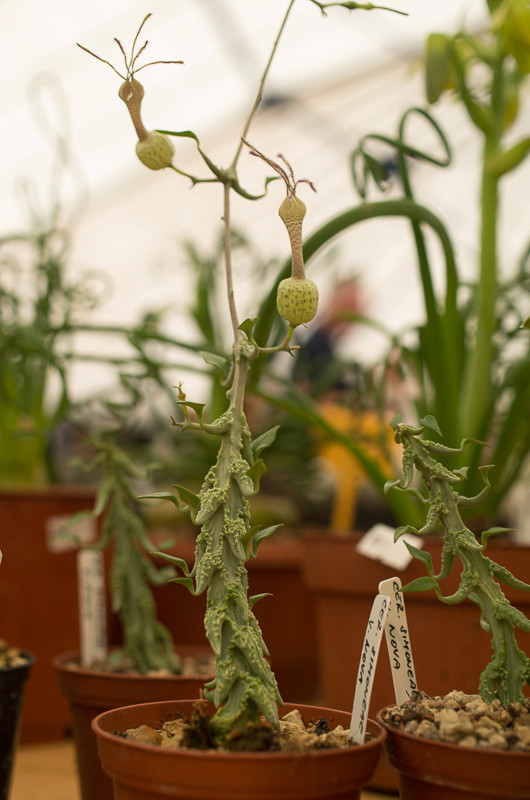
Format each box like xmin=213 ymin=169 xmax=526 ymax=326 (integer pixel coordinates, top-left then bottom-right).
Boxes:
xmin=376 ymin=708 xmax=530 ymax=799
xmin=0 ymin=486 xmax=101 ymax=742
xmin=92 ymin=699 xmax=386 ymax=800
xmin=54 ymin=647 xmax=213 ymax=800
xmin=301 ymin=531 xmax=530 ymax=791
xmin=0 ymin=651 xmax=34 ymax=800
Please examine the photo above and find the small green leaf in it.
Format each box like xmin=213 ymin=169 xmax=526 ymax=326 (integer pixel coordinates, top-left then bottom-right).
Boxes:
xmin=168 ymin=576 xmax=197 ymax=595
xmin=238 ymin=317 xmax=259 ymax=346
xmin=246 ymin=459 xmax=267 ymax=493
xmin=249 ymin=593 xmax=272 ymax=609
xmin=176 ymin=399 xmax=205 ymax=423
xmin=252 ymin=426 xmax=280 ymax=457
xmin=152 ymin=551 xmax=191 ymax=576
xmin=160 ymin=129 xmax=201 ymax=144
xmin=394 ymin=524 xmax=418 ymax=540
xmin=248 ymin=524 xmax=282 ymax=558
xmin=138 ymin=491 xmax=181 ymax=509
xmin=481 ymin=526 xmax=512 ymax=546
xmin=200 ymin=351 xmax=229 ymax=377
xmin=405 ymin=542 xmax=434 ymax=575
xmin=402 ymin=576 xmax=439 ymax=593
xmin=420 ymin=415 xmax=442 ymax=436
xmin=384 ymin=477 xmax=403 ymax=494
xmin=173 ymin=485 xmax=201 ymax=514
xmin=389 ymin=413 xmax=403 ymax=430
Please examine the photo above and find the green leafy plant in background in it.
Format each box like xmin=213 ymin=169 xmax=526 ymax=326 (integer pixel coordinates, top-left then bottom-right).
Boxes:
xmin=386 ymin=415 xmax=530 ymax=705
xmin=350 ymin=0 xmax=530 ymax=521
xmin=249 ymin=0 xmax=530 ymax=529
xmin=73 ymin=382 xmax=180 ymax=674
xmin=78 ymin=455 xmax=178 ymax=673
xmin=79 ymin=0 xmax=407 ymax=744
xmin=0 ymin=216 xmax=103 ymax=486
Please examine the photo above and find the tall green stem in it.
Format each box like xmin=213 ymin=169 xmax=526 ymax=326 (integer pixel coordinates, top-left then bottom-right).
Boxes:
xmin=460 ymin=147 xmax=499 ymax=438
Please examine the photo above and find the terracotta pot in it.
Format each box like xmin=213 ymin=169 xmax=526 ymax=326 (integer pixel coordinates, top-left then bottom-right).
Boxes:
xmin=145 ymin=534 xmax=319 ymax=702
xmin=0 ymin=651 xmax=34 ymax=800
xmin=54 ymin=647 xmax=213 ymax=800
xmin=0 ymin=486 xmax=102 ymax=742
xmin=301 ymin=532 xmax=530 ymax=791
xmin=92 ymin=699 xmax=386 ymax=800
xmin=376 ymin=707 xmax=530 ymax=799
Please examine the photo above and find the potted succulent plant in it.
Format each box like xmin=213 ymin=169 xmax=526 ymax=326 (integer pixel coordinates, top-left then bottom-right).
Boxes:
xmin=0 ymin=90 xmax=223 ymax=746
xmin=256 ymin=0 xmax=530 ymax=534
xmin=0 ymin=164 xmax=200 ymax=743
xmin=0 ymin=562 xmax=35 ymax=800
xmin=0 ymin=179 xmax=109 ymax=742
xmin=376 ymin=415 xmax=530 ymax=799
xmin=280 ymin=5 xmax=530 ymax=788
xmin=53 ymin=401 xmax=215 ymax=800
xmin=141 ymin=234 xmax=323 ymax=703
xmin=76 ymin=3 xmax=404 ymax=797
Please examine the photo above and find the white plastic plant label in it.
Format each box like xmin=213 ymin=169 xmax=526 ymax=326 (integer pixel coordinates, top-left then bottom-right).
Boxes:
xmin=379 ymin=576 xmax=418 ymax=704
xmin=356 ymin=523 xmax=423 ymax=570
xmin=349 ymin=593 xmax=390 ymax=744
xmin=78 ymin=550 xmax=107 ymax=667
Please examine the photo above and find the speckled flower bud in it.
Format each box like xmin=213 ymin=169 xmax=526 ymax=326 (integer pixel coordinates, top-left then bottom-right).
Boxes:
xmin=277 ymin=276 xmax=319 ymax=327
xmin=135 ymin=132 xmax=175 ymax=170
xmin=278 ymin=195 xmax=306 ymax=239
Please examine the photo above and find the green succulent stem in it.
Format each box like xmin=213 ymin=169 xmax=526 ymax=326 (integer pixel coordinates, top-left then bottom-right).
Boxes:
xmin=388 ymin=419 xmax=530 ymax=705
xmin=88 ymin=437 xmax=178 ymax=673
xmin=183 ymin=340 xmax=282 ymax=740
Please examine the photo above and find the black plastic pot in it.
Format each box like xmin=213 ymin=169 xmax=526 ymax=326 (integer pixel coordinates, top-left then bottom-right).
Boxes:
xmin=0 ymin=651 xmax=35 ymax=800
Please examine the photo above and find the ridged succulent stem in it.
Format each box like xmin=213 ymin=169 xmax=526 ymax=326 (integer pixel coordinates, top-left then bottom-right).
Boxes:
xmin=390 ymin=421 xmax=530 ymax=705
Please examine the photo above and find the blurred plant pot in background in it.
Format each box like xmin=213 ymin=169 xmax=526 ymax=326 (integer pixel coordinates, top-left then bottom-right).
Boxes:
xmin=54 ymin=646 xmax=213 ymax=800
xmin=0 ymin=651 xmax=34 ymax=800
xmin=0 ymin=487 xmax=101 ymax=742
xmin=301 ymin=531 xmax=530 ymax=792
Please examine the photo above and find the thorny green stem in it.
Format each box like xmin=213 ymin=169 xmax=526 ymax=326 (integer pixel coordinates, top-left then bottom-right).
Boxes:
xmin=89 ymin=438 xmax=178 ymax=673
xmin=162 ymin=0 xmax=304 ymax=739
xmin=84 ymin=0 xmax=408 ymax=741
xmin=186 ymin=343 xmax=282 ymax=739
xmin=388 ymin=420 xmax=530 ymax=705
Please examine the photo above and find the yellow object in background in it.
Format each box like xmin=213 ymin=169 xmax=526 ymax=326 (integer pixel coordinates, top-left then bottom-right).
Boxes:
xmin=316 ymin=403 xmax=396 ymax=533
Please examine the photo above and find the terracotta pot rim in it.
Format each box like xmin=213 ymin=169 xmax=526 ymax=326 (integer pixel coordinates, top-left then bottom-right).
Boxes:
xmin=376 ymin=705 xmax=530 ymax=758
xmin=93 ymin=699 xmax=386 ymax=761
xmin=53 ymin=646 xmax=212 ymax=682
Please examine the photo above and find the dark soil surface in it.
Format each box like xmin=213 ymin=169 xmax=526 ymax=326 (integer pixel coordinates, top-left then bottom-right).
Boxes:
xmin=65 ymin=649 xmax=215 ymax=677
xmin=124 ymin=700 xmax=354 ymax=752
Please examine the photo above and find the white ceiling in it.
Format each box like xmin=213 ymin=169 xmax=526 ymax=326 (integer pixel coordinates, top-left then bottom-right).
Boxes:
xmin=3 ymin=0 xmax=486 ymax=231
xmin=7 ymin=0 xmax=528 ymax=403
